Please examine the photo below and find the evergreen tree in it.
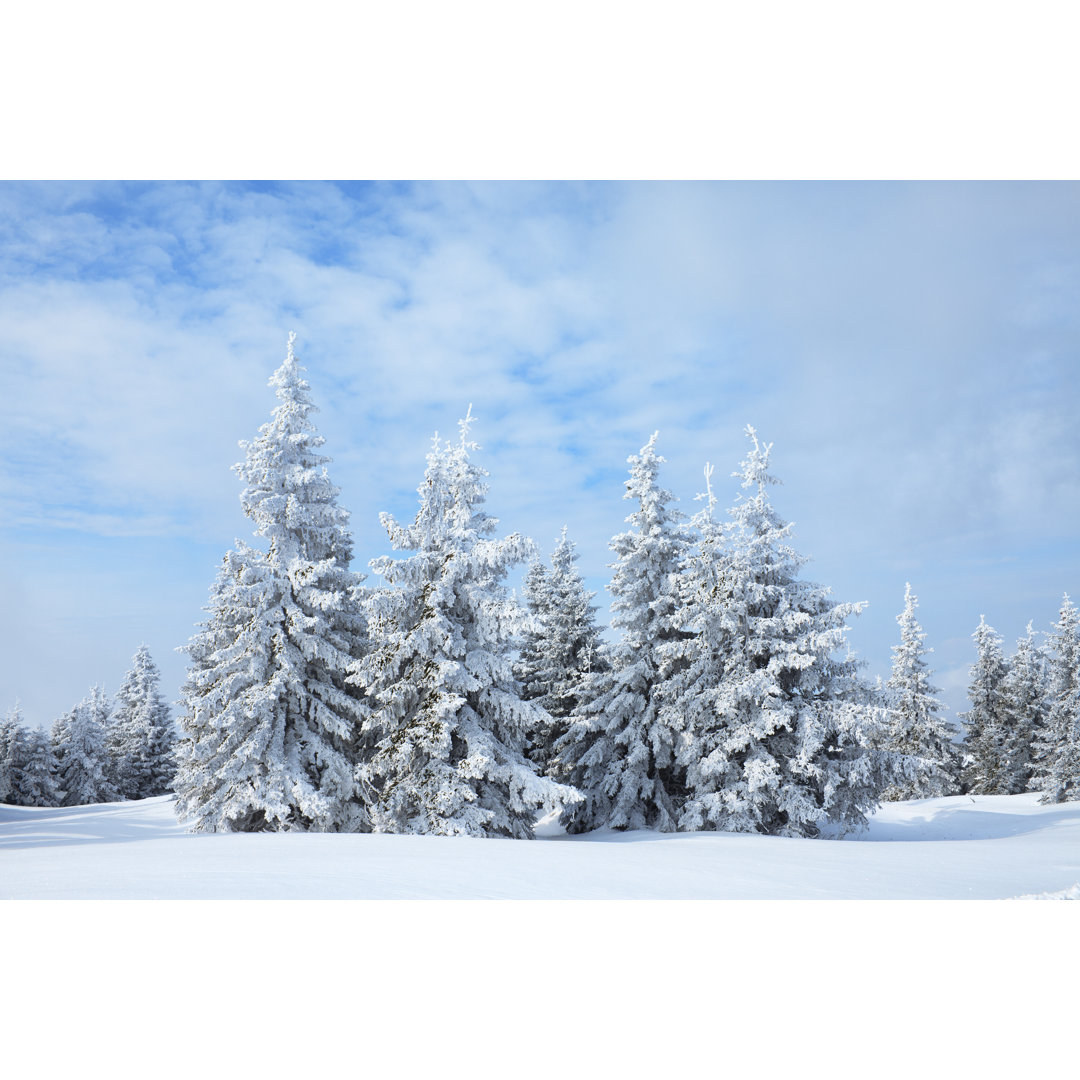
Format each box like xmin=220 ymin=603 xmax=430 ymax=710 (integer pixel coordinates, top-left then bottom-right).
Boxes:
xmin=663 ymin=462 xmax=735 ymax=829
xmin=175 ymin=334 xmax=369 ymax=833
xmin=515 ymin=527 xmax=608 ymax=776
xmin=879 ymin=584 xmax=958 ymax=799
xmin=175 ymin=544 xmax=294 ymax=831
xmin=959 ymin=616 xmax=1020 ymax=794
xmin=1000 ymin=622 xmax=1045 ymax=794
xmin=664 ymin=429 xmax=890 ymax=837
xmin=1037 ymin=594 xmax=1080 ymax=803
xmin=54 ymin=686 xmax=118 ymax=806
xmin=554 ymin=432 xmax=689 ymax=833
xmin=352 ymin=409 xmax=579 ymax=838
xmin=13 ymin=725 xmax=63 ymax=807
xmin=109 ymin=645 xmax=176 ymax=799
xmin=0 ymin=704 xmax=26 ymax=803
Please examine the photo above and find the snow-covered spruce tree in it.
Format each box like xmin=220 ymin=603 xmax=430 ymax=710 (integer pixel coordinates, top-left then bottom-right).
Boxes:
xmin=1000 ymin=623 xmax=1046 ymax=794
xmin=351 ymin=409 xmax=579 ymax=838
xmin=53 ymin=686 xmax=118 ymax=806
xmin=668 ymin=428 xmax=891 ymax=837
xmin=879 ymin=584 xmax=960 ymax=799
xmin=12 ymin=725 xmax=63 ymax=807
xmin=1036 ymin=594 xmax=1080 ymax=803
xmin=515 ymin=527 xmax=609 ymax=777
xmin=175 ymin=544 xmax=290 ymax=830
xmin=175 ymin=334 xmax=370 ymax=833
xmin=959 ymin=616 xmax=1017 ymax=795
xmin=554 ymin=433 xmax=689 ymax=833
xmin=108 ymin=645 xmax=176 ymax=799
xmin=0 ymin=703 xmax=26 ymax=803
xmin=662 ymin=462 xmax=735 ymax=829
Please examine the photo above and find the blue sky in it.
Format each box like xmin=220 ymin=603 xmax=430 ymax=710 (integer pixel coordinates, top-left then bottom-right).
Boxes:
xmin=2 ymin=180 xmax=1079 ymax=727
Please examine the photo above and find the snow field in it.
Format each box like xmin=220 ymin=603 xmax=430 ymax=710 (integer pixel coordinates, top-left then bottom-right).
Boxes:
xmin=2 ymin=791 xmax=1078 ymax=900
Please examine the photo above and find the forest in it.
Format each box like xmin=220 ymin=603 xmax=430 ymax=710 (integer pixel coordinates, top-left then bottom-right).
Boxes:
xmin=3 ymin=336 xmax=1078 ymax=835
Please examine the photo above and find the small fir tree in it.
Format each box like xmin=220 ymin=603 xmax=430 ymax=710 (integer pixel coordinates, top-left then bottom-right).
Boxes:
xmin=1000 ymin=623 xmax=1045 ymax=794
xmin=53 ymin=686 xmax=118 ymax=806
xmin=175 ymin=335 xmax=370 ymax=833
xmin=554 ymin=432 xmax=689 ymax=833
xmin=0 ymin=704 xmax=27 ymax=803
xmin=515 ymin=527 xmax=608 ymax=777
xmin=352 ymin=409 xmax=579 ymax=838
xmin=109 ymin=645 xmax=176 ymax=799
xmin=1037 ymin=594 xmax=1080 ymax=803
xmin=14 ymin=724 xmax=63 ymax=807
xmin=959 ymin=617 xmax=1018 ymax=795
xmin=880 ymin=584 xmax=959 ymax=799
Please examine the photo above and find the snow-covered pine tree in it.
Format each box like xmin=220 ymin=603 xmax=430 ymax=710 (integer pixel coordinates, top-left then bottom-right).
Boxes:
xmin=53 ymin=686 xmax=118 ymax=806
xmin=108 ymin=645 xmax=176 ymax=799
xmin=351 ymin=409 xmax=579 ymax=838
xmin=667 ymin=428 xmax=889 ymax=837
xmin=12 ymin=724 xmax=63 ymax=807
xmin=959 ymin=616 xmax=1018 ymax=795
xmin=1036 ymin=594 xmax=1080 ymax=803
xmin=880 ymin=585 xmax=959 ymax=799
xmin=515 ymin=526 xmax=609 ymax=777
xmin=1000 ymin=622 xmax=1046 ymax=794
xmin=175 ymin=334 xmax=369 ymax=833
xmin=554 ymin=432 xmax=689 ymax=833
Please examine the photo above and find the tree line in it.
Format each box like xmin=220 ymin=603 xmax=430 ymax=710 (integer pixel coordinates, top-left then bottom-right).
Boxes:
xmin=4 ymin=335 xmax=1078 ymax=832
xmin=0 ymin=645 xmax=176 ymax=808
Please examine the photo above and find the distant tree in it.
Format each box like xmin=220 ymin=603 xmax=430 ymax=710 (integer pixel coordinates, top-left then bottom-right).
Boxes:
xmin=108 ymin=645 xmax=176 ymax=799
xmin=554 ymin=433 xmax=689 ymax=833
xmin=0 ymin=704 xmax=26 ymax=803
xmin=959 ymin=617 xmax=1017 ymax=795
xmin=1004 ymin=623 xmax=1050 ymax=792
xmin=880 ymin=584 xmax=960 ymax=799
xmin=668 ymin=431 xmax=892 ymax=837
xmin=352 ymin=409 xmax=578 ymax=838
xmin=515 ymin=527 xmax=609 ymax=777
xmin=175 ymin=334 xmax=369 ymax=833
xmin=1037 ymin=594 xmax=1080 ymax=803
xmin=993 ymin=623 xmax=1045 ymax=794
xmin=13 ymin=724 xmax=63 ymax=808
xmin=53 ymin=686 xmax=118 ymax=806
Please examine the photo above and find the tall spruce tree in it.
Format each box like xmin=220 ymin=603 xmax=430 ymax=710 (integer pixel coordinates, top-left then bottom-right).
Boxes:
xmin=665 ymin=429 xmax=890 ymax=837
xmin=515 ymin=527 xmax=608 ymax=777
xmin=881 ymin=585 xmax=958 ymax=799
xmin=959 ymin=616 xmax=1016 ymax=794
xmin=351 ymin=409 xmax=578 ymax=837
xmin=108 ymin=645 xmax=176 ymax=799
xmin=175 ymin=334 xmax=369 ymax=833
xmin=554 ymin=433 xmax=689 ymax=833
xmin=664 ymin=462 xmax=736 ymax=829
xmin=53 ymin=686 xmax=118 ymax=806
xmin=1037 ymin=594 xmax=1080 ymax=803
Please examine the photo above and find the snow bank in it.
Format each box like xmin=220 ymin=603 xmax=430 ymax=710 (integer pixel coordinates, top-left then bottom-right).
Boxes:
xmin=2 ymin=791 xmax=1078 ymax=899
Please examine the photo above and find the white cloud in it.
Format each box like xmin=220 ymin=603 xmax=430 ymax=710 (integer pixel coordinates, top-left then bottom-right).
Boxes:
xmin=2 ymin=180 xmax=1079 ymax=723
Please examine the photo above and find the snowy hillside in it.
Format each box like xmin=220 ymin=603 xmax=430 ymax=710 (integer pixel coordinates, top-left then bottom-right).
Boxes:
xmin=3 ymin=791 xmax=1078 ymax=899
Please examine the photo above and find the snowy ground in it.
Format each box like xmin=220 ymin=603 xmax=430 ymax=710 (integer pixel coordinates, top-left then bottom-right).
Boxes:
xmin=2 ymin=791 xmax=1078 ymax=899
